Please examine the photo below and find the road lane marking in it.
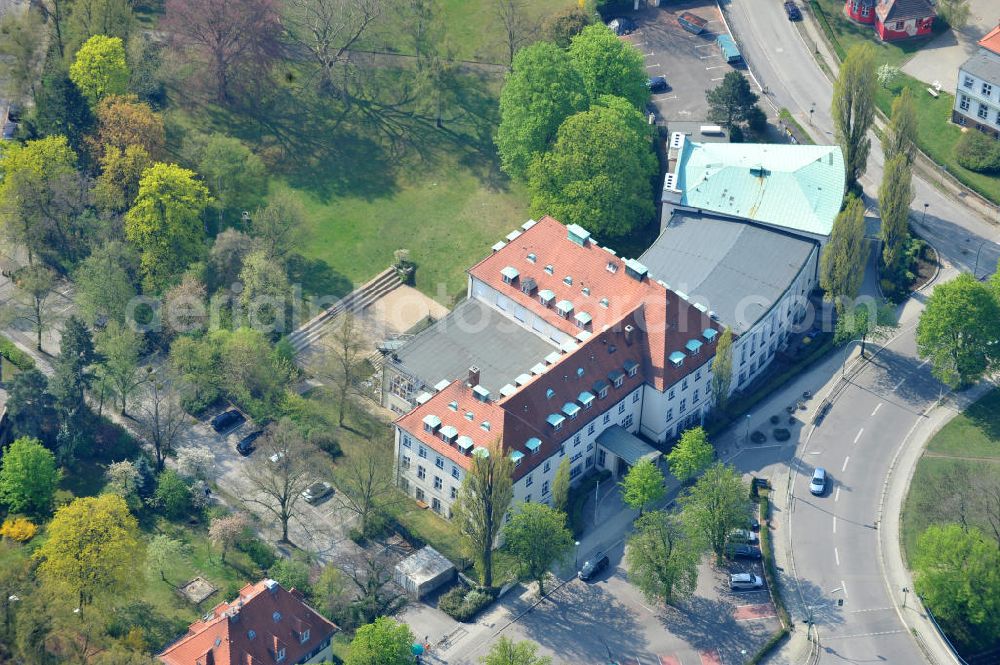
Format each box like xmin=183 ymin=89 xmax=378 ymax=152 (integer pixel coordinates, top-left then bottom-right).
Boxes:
xmin=871 ymin=403 xmax=882 ymax=416
xmin=833 ymin=516 xmax=837 ymax=533
xmin=711 ymin=77 xmax=725 ymax=81
xmin=853 ymin=428 xmax=864 ymax=444
xmin=849 ymin=607 xmax=895 ymax=613
xmin=700 ymin=54 xmax=717 ymax=59
xmin=835 ymin=487 xmax=841 ymax=502
xmin=893 ymin=377 xmax=906 ymax=391
xmin=834 ymin=547 xmax=839 ymax=565
xmin=842 ymin=456 xmax=850 ymax=472
xmin=918 ymin=358 xmax=930 ymax=369
xmin=694 ymin=43 xmax=715 ymax=48
xmin=706 ymin=65 xmax=727 ymax=70
xmin=645 ymin=63 xmax=662 ymax=69
xmin=842 ymin=580 xmax=848 ymax=598
xmin=824 ymin=629 xmax=905 ymax=640
xmin=644 ymin=51 xmax=656 ymax=57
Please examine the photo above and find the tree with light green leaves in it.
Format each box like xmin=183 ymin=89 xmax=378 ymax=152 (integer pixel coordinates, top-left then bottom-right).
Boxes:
xmin=834 ymin=301 xmax=897 ymax=357
xmin=620 ymin=457 xmax=665 ymax=517
xmin=72 ymin=241 xmax=139 ymax=326
xmin=527 ymin=95 xmax=656 ymax=239
xmin=878 ymin=154 xmax=913 ymax=278
xmin=832 ymin=43 xmax=876 ymax=190
xmin=503 ymin=502 xmax=574 ymax=595
xmin=568 ymin=23 xmax=649 ymax=110
xmin=345 ymin=617 xmax=415 ymax=665
xmin=820 ymin=196 xmax=867 ymax=308
xmin=481 ymin=638 xmax=552 ymax=665
xmin=916 ymin=274 xmax=1000 ymax=387
xmin=710 ymin=327 xmax=733 ymax=410
xmin=185 ymin=133 xmax=266 ymax=222
xmin=453 ymin=438 xmax=514 ymax=588
xmin=496 ymin=42 xmax=589 ymax=181
xmin=124 ymin=163 xmax=211 ymax=292
xmin=69 ymin=35 xmax=129 ymax=105
xmin=666 ymin=427 xmax=715 ymax=483
xmin=882 ymin=87 xmax=917 ymax=165
xmin=146 ymin=534 xmax=187 ymax=585
xmin=95 ymin=320 xmax=147 ymax=416
xmin=626 ymin=511 xmax=701 ymax=605
xmin=936 ymin=0 xmax=970 ymax=28
xmin=679 ymin=462 xmax=750 ymax=563
xmin=551 ymin=456 xmax=571 ymax=514
xmin=65 ymin=0 xmax=134 ymax=57
xmin=0 ymin=437 xmax=60 ymax=516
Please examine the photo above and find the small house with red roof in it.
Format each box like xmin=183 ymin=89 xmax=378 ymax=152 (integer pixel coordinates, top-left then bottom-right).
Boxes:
xmin=158 ymin=579 xmax=337 ymax=665
xmin=953 ymin=23 xmax=1000 ymax=138
xmin=844 ymin=0 xmax=935 ymax=41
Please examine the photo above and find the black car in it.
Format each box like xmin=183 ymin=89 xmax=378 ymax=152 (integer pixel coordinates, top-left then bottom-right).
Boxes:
xmin=728 ymin=544 xmax=763 ymax=560
xmin=607 ymin=17 xmax=636 ymax=36
xmin=648 ymin=76 xmax=670 ymax=93
xmin=211 ymin=409 xmax=245 ymax=433
xmin=236 ymin=430 xmax=264 ymax=456
xmin=784 ymin=1 xmax=802 ymax=20
xmin=578 ymin=554 xmax=610 ymax=581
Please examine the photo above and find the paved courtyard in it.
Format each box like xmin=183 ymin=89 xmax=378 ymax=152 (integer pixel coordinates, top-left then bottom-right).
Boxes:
xmin=901 ymin=0 xmax=998 ymax=89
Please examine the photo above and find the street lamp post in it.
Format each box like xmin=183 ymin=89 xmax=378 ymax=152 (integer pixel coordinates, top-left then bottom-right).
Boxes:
xmin=744 ymin=413 xmax=751 ymax=445
xmin=574 ymin=541 xmax=581 ymax=571
xmin=842 ymin=337 xmax=867 ymax=376
xmin=973 ymin=239 xmax=997 ymax=280
xmin=902 ymin=586 xmax=909 ymax=609
xmin=922 ymin=203 xmax=929 ymax=225
xmin=809 ymin=103 xmax=815 ymax=126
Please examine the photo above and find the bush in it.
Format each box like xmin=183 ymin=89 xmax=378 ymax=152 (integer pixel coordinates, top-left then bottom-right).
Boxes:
xmin=308 ymin=430 xmax=342 ymax=458
xmin=153 ymin=469 xmax=193 ymax=520
xmin=438 ymin=584 xmax=495 ymax=622
xmin=773 ymin=428 xmax=791 ymax=442
xmin=954 ymin=130 xmax=1000 ymax=173
xmin=269 ymin=558 xmax=312 ymax=596
xmin=237 ymin=535 xmax=277 ymax=571
xmin=0 ymin=517 xmax=38 ymax=541
xmin=0 ymin=336 xmax=34 ymax=370
xmin=750 ymin=430 xmax=767 ymax=444
xmin=769 ymin=415 xmax=780 ymax=425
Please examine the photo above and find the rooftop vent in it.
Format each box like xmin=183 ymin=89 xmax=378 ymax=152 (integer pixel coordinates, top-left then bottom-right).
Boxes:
xmin=750 ymin=166 xmax=771 ymax=178
xmin=624 ymin=259 xmax=648 ymax=282
xmin=468 ymin=366 xmax=481 ymax=388
xmin=491 ymin=241 xmax=506 ymax=253
xmin=472 ymin=385 xmax=491 ymax=402
xmin=566 ymin=223 xmax=591 ymax=246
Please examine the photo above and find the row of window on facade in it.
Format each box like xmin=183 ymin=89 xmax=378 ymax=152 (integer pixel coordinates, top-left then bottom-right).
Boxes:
xmin=963 ymin=77 xmax=994 ymax=100
xmin=958 ymin=95 xmax=1000 ymax=125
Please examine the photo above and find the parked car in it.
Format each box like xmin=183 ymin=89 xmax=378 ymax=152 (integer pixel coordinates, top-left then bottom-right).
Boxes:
xmin=236 ymin=430 xmax=264 ymax=456
xmin=607 ymin=17 xmax=636 ymax=36
xmin=578 ymin=554 xmax=610 ymax=581
xmin=730 ymin=573 xmax=764 ymax=591
xmin=784 ymin=1 xmax=802 ymax=20
xmin=730 ymin=528 xmax=759 ymax=545
xmin=728 ymin=544 xmax=763 ymax=560
xmin=810 ymin=467 xmax=827 ymax=495
xmin=211 ymin=409 xmax=245 ymax=433
xmin=648 ymin=76 xmax=670 ymax=93
xmin=302 ymin=481 xmax=334 ymax=504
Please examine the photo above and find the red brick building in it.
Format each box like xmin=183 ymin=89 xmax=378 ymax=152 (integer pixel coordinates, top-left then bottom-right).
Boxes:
xmin=844 ymin=0 xmax=935 ymax=41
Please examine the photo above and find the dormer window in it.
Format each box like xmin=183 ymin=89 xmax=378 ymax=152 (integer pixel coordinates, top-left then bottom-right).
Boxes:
xmin=526 ymin=253 xmax=536 ymax=263
xmin=582 ymin=287 xmax=590 ymax=296
xmin=563 ymin=275 xmax=573 ymax=286
xmin=546 ymin=388 xmax=555 ymax=399
xmin=481 ymin=421 xmax=491 ymax=431
xmin=625 ymin=360 xmax=639 ymax=378
xmin=539 ymin=289 xmax=555 ymax=307
xmin=544 ymin=264 xmax=554 ymax=275
xmin=576 ymin=368 xmax=584 ymax=378
xmin=521 ymin=277 xmax=537 ymax=295
xmin=606 ymin=262 xmax=617 ymax=273
xmin=276 ymin=647 xmax=286 ymax=662
xmin=609 ymin=370 xmax=625 ymax=388
xmin=556 ymin=300 xmax=573 ymax=318
xmin=501 ymin=266 xmax=519 ymax=285
xmin=599 ymin=298 xmax=609 ymax=308
xmin=448 ymin=401 xmax=458 ymax=411
xmin=272 ymin=611 xmax=282 ymax=622
xmin=300 ymin=629 xmax=310 ymax=644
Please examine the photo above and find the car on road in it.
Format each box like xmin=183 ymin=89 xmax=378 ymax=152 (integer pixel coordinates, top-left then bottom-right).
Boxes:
xmin=578 ymin=554 xmax=610 ymax=581
xmin=302 ymin=481 xmax=333 ymax=504
xmin=727 ymin=544 xmax=762 ymax=560
xmin=211 ymin=409 xmax=245 ymax=433
xmin=784 ymin=1 xmax=802 ymax=20
xmin=648 ymin=76 xmax=670 ymax=93
xmin=236 ymin=430 xmax=264 ymax=456
xmin=729 ymin=573 xmax=764 ymax=591
xmin=810 ymin=467 xmax=827 ymax=495
xmin=607 ymin=17 xmax=636 ymax=36
xmin=730 ymin=528 xmax=759 ymax=545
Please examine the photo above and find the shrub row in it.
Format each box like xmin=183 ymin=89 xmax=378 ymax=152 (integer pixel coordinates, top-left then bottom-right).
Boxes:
xmin=437 ymin=584 xmax=495 ymax=622
xmin=0 ymin=335 xmax=34 ymax=371
xmin=758 ymin=494 xmax=792 ymax=629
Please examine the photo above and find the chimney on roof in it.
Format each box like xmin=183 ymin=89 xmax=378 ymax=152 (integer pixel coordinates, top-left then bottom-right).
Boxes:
xmin=624 ymin=324 xmax=635 ymax=345
xmin=468 ymin=366 xmax=481 ymax=388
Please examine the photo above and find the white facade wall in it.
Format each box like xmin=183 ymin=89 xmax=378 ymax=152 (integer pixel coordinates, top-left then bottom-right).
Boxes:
xmin=639 ymin=359 xmax=714 ymax=443
xmin=954 ymin=62 xmax=1000 ymax=131
xmin=469 ymin=277 xmax=576 ymax=347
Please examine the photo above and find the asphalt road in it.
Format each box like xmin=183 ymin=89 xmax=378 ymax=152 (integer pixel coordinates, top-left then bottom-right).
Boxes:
xmin=723 ymin=2 xmax=1000 ymax=663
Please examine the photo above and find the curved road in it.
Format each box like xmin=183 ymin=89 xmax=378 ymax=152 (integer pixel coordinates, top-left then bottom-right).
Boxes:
xmin=721 ymin=1 xmax=1000 ymax=663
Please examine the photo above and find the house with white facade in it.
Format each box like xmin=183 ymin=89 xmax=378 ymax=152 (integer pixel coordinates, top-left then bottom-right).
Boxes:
xmin=953 ymin=24 xmax=1000 ymax=139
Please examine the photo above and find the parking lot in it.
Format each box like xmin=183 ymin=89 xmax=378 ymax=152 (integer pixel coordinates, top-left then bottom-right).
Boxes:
xmin=618 ymin=2 xmax=754 ymax=124
xmin=447 ymin=538 xmax=780 ymax=665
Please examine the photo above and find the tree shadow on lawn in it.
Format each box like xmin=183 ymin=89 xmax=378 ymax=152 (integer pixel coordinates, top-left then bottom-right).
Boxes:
xmin=961 ymin=389 xmax=1000 ymax=444
xmin=286 ymin=254 xmax=354 ymax=301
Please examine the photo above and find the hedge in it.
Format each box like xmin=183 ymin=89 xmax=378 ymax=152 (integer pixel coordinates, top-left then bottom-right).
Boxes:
xmin=438 ymin=584 xmax=495 ymax=622
xmin=0 ymin=335 xmax=34 ymax=371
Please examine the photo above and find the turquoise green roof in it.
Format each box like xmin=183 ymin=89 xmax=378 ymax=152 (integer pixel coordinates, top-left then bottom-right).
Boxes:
xmin=672 ymin=140 xmax=845 ymax=237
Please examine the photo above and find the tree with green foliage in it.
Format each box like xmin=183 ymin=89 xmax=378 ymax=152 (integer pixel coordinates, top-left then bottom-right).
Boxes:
xmin=710 ymin=327 xmax=733 ymax=410
xmin=528 ymin=96 xmax=655 ymax=238
xmin=65 ymin=0 xmax=135 ymax=57
xmin=667 ymin=427 xmax=715 ymax=483
xmin=32 ymin=48 xmax=96 ymax=156
xmin=453 ymin=438 xmax=514 ymax=588
xmin=835 ymin=301 xmax=897 ymax=357
xmin=482 ymin=638 xmax=552 ymax=665
xmin=552 ymin=456 xmax=571 ymax=515
xmin=954 ymin=129 xmax=1000 ymax=173
xmin=496 ymin=42 xmax=588 ymax=180
xmin=882 ymin=87 xmax=917 ymax=165
xmin=89 ymin=94 xmax=166 ymax=161
xmin=0 ymin=11 xmax=44 ymax=101
xmin=73 ymin=241 xmax=139 ymax=326
xmin=154 ymin=470 xmax=191 ymax=519
xmin=679 ymin=462 xmax=750 ymax=563
xmin=913 ymin=524 xmax=1000 ymax=646
xmin=0 ymin=437 xmax=59 ymax=516
xmin=568 ymin=24 xmax=649 ymax=110
xmin=95 ymin=320 xmax=146 ymax=416
xmin=6 ymin=265 xmax=58 ymax=352
xmin=832 ymin=43 xmax=877 ymax=190
xmin=346 ymin=617 xmax=415 ymax=665
xmin=146 ymin=534 xmax=187 ymax=584
xmin=878 ymin=155 xmax=913 ymax=278
xmin=35 ymin=494 xmax=144 ymax=615
xmin=249 ymin=191 xmax=304 ymax=262
xmin=625 ymin=511 xmax=700 ymax=605
xmin=876 ymin=63 xmax=899 ymax=89
xmin=542 ymin=5 xmax=591 ymax=48
xmin=238 ymin=250 xmax=291 ymax=330
xmin=620 ymin=457 xmax=665 ymax=517
xmin=820 ymin=196 xmax=867 ymax=308
xmin=93 ymin=144 xmax=153 ymax=214
xmin=705 ymin=71 xmax=760 ymax=134
xmin=69 ymin=35 xmax=129 ymax=106
xmin=185 ymin=133 xmax=266 ymax=223
xmin=270 ymin=558 xmax=312 ymax=595
xmin=50 ymin=315 xmax=96 ymax=425
xmin=124 ymin=162 xmax=211 ymax=292
xmin=916 ymin=274 xmax=1000 ymax=387
xmin=936 ymin=0 xmax=970 ymax=28
xmin=5 ymin=369 xmax=55 ymax=444
xmin=503 ymin=503 xmax=574 ymax=595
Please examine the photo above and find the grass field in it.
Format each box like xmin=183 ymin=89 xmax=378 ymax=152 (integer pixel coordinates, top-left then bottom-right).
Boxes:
xmin=901 ymin=389 xmax=1000 ymax=561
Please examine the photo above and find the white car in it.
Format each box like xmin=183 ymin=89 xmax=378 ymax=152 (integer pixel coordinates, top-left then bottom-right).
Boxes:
xmin=810 ymin=468 xmax=827 ymax=495
xmin=302 ymin=481 xmax=333 ymax=504
xmin=729 ymin=573 xmax=764 ymax=591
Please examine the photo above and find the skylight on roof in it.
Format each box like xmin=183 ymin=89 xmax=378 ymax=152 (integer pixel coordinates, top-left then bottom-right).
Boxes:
xmin=546 ymin=388 xmax=555 ymax=399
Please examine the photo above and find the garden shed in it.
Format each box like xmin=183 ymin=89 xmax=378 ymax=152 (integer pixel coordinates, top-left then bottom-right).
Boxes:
xmin=393 ymin=546 xmax=456 ymax=599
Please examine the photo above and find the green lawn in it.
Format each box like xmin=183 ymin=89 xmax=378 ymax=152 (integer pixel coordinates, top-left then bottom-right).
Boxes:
xmin=901 ymin=389 xmax=1000 ymax=562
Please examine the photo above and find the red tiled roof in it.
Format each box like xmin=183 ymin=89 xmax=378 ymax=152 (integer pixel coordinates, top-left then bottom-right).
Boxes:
xmin=875 ymin=0 xmax=935 ymax=23
xmin=158 ymin=580 xmax=337 ymax=665
xmin=980 ymin=24 xmax=1000 ymax=55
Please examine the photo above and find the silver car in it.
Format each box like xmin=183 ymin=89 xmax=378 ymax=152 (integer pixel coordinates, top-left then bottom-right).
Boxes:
xmin=729 ymin=573 xmax=764 ymax=591
xmin=810 ymin=468 xmax=827 ymax=495
xmin=302 ymin=481 xmax=333 ymax=504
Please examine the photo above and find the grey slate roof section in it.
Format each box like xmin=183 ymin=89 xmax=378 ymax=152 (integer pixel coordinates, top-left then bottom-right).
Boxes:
xmin=389 ymin=298 xmax=555 ymax=394
xmin=639 ymin=209 xmax=818 ymax=334
xmin=961 ymin=50 xmax=1000 ymax=88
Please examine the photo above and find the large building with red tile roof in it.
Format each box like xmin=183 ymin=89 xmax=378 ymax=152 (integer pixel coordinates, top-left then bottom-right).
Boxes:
xmin=953 ymin=23 xmax=1000 ymax=139
xmin=158 ymin=579 xmax=337 ymax=665
xmin=389 ymin=216 xmax=725 ymax=518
